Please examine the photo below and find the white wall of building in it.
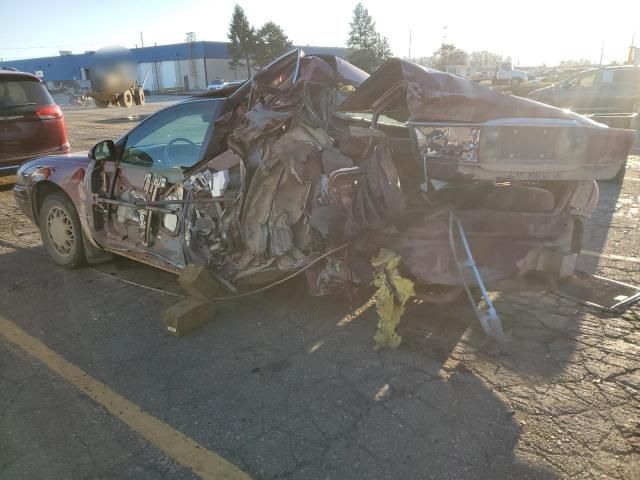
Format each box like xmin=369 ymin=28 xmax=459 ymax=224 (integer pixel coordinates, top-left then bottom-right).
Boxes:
xmin=205 ymin=58 xmax=247 ymax=83
xmin=136 ymin=59 xmax=207 ymax=92
xmin=137 ymin=57 xmax=246 ymax=92
xmin=137 ymin=63 xmax=156 ymax=91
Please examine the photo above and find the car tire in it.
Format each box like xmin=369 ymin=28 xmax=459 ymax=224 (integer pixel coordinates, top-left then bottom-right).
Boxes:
xmin=95 ymin=99 xmax=109 ymax=108
xmin=119 ymin=90 xmax=133 ymax=108
xmin=511 ymin=78 xmax=523 ymax=87
xmin=134 ymin=87 xmax=145 ymax=105
xmin=39 ymin=193 xmax=86 ymax=269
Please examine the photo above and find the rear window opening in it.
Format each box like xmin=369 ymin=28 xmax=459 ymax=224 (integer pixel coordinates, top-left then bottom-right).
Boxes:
xmin=0 ymin=79 xmax=54 ymax=114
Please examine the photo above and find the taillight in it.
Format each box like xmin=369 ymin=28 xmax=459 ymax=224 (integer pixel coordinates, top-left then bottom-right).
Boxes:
xmin=35 ymin=104 xmax=63 ymax=120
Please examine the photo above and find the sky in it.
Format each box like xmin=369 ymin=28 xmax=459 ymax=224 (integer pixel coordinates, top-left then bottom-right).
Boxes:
xmin=1 ymin=0 xmax=639 ymax=66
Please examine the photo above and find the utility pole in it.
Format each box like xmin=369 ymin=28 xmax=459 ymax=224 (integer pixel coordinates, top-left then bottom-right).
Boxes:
xmin=599 ymin=42 xmax=604 ymax=66
xmin=408 ymin=30 xmax=412 ymax=61
xmin=442 ymin=25 xmax=448 ymax=72
xmin=140 ymin=31 xmax=144 ymax=48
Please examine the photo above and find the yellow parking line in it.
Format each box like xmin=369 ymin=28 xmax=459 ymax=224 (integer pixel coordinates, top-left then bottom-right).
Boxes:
xmin=0 ymin=314 xmax=251 ymax=480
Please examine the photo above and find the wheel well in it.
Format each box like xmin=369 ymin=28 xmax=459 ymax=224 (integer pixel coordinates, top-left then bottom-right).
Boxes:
xmin=33 ymin=182 xmax=71 ymax=224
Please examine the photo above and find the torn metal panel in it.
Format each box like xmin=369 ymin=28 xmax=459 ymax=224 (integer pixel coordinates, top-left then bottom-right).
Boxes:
xmin=556 ymin=272 xmax=640 ymax=314
xmin=345 ymin=143 xmax=405 ymax=238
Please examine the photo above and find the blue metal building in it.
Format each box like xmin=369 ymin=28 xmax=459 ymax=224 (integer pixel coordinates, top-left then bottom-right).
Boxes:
xmin=0 ymin=41 xmax=348 ymax=91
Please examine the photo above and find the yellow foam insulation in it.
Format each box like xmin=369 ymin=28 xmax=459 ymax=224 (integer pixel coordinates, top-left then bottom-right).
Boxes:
xmin=371 ymin=249 xmax=415 ymax=349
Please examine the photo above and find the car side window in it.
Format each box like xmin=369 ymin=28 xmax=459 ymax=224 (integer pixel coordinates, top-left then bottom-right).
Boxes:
xmin=122 ymin=100 xmax=221 ymax=170
xmin=601 ymin=70 xmax=614 ymax=85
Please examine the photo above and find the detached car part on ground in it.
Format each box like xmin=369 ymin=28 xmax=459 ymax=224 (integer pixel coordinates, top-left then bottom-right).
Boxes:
xmin=14 ymin=50 xmax=635 ymax=342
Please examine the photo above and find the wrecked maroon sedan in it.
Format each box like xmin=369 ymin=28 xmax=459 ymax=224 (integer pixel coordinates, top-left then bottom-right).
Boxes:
xmin=13 ymin=49 xmax=635 ymax=338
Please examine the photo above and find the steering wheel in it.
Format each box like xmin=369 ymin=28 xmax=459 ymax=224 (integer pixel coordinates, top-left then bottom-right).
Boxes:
xmin=164 ymin=137 xmax=197 ymax=166
xmin=121 ymin=147 xmax=154 ymax=166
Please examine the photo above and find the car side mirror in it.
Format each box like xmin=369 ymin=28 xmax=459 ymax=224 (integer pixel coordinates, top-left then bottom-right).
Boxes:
xmin=89 ymin=140 xmax=115 ymax=161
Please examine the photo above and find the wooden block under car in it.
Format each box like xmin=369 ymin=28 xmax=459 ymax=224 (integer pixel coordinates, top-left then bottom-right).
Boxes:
xmin=177 ymin=264 xmax=220 ymax=300
xmin=161 ymin=297 xmax=214 ymax=337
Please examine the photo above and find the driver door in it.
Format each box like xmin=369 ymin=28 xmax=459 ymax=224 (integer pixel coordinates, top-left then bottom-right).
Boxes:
xmin=90 ymin=99 xmax=220 ymax=270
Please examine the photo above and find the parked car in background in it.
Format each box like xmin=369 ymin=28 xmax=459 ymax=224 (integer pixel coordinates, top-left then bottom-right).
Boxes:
xmin=0 ymin=69 xmax=69 ymax=176
xmin=528 ymin=65 xmax=640 ymax=114
xmin=206 ymin=78 xmax=228 ymax=91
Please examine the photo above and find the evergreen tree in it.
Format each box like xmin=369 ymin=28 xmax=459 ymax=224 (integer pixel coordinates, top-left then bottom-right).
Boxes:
xmin=227 ymin=5 xmax=255 ymax=78
xmin=346 ymin=3 xmax=392 ymax=72
xmin=254 ymin=21 xmax=293 ymax=68
xmin=374 ymin=33 xmax=392 ymax=63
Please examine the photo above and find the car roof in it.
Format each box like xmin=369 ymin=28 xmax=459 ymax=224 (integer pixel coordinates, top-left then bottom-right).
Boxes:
xmin=571 ymin=65 xmax=639 ymax=77
xmin=601 ymin=65 xmax=640 ymax=71
xmin=0 ymin=69 xmax=42 ymax=82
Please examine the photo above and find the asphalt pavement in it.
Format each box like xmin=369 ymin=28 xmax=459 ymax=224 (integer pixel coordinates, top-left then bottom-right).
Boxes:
xmin=0 ymin=101 xmax=639 ymax=479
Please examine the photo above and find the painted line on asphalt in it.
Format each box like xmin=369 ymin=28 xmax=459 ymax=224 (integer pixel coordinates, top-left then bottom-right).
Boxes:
xmin=0 ymin=314 xmax=251 ymax=480
xmin=582 ymin=250 xmax=640 ymax=265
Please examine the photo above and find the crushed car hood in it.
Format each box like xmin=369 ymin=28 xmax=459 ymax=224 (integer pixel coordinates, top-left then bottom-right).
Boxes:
xmin=339 ymin=58 xmax=599 ymax=124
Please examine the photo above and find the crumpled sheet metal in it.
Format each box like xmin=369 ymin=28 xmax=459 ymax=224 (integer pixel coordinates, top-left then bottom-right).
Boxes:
xmin=368 ymin=206 xmax=576 ymax=286
xmin=208 ymin=52 xmax=594 ymax=292
xmin=338 ymin=58 xmax=593 ymax=124
xmin=225 ymin=124 xmax=329 ymax=280
xmin=344 ymin=143 xmax=405 ymax=239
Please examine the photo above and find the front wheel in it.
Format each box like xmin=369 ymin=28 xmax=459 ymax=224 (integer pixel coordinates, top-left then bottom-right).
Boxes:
xmin=39 ymin=194 xmax=86 ymax=268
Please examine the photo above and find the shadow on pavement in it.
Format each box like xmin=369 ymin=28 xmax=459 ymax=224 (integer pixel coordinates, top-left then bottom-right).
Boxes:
xmin=0 ymin=243 xmax=558 ymax=479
